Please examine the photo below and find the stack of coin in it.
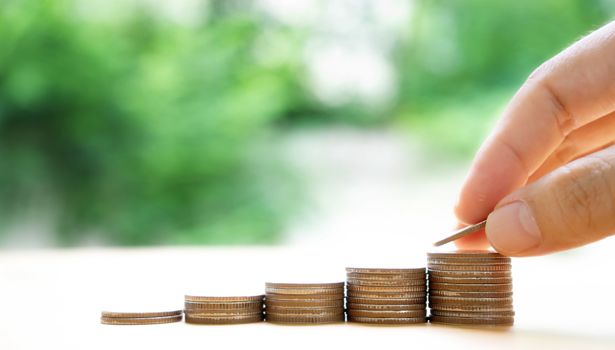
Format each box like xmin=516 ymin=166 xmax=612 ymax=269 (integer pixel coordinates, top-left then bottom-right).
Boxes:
xmin=345 ymin=268 xmax=427 ymax=324
xmin=427 ymin=250 xmax=514 ymax=326
xmin=183 ymin=295 xmax=264 ymax=324
xmin=264 ymin=282 xmax=345 ymax=324
xmin=100 ymin=310 xmax=183 ymax=325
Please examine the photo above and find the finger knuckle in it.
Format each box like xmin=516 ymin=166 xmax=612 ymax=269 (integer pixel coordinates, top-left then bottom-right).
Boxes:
xmin=552 ymin=139 xmax=578 ymax=165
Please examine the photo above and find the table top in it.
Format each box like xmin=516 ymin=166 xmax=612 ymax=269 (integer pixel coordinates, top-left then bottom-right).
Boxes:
xmin=1 ymin=245 xmax=613 ymax=350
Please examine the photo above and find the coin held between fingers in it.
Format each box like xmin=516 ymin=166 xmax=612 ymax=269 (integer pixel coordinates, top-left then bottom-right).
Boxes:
xmin=433 ymin=220 xmax=487 ymax=247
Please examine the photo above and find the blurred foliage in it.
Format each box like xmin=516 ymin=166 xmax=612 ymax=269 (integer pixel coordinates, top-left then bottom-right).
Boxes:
xmin=0 ymin=0 xmax=310 ymax=245
xmin=0 ymin=0 xmax=613 ymax=245
xmin=394 ymin=0 xmax=613 ymax=156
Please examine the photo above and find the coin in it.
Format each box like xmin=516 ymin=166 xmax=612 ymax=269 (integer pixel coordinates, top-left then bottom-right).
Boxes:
xmin=428 ymin=304 xmax=514 ymax=313
xmin=101 ymin=310 xmax=183 ymax=318
xmin=265 ymin=293 xmax=344 ymax=300
xmin=347 ymin=309 xmax=426 ymax=318
xmin=430 ymin=309 xmax=515 ymax=317
xmin=429 ymin=290 xmax=513 ymax=298
xmin=266 ymin=313 xmax=344 ymax=324
xmin=346 ymin=268 xmax=425 ymax=275
xmin=264 ymin=306 xmax=343 ymax=315
xmin=185 ymin=313 xmax=264 ymax=325
xmin=346 ymin=272 xmax=426 ymax=281
xmin=101 ymin=315 xmax=183 ymax=325
xmin=432 ymin=222 xmax=487 ymax=247
xmin=346 ymin=278 xmax=426 ymax=287
xmin=427 ymin=258 xmax=511 ymax=265
xmin=184 ymin=301 xmax=263 ymax=311
xmin=428 ymin=282 xmax=512 ymax=292
xmin=347 ymin=303 xmax=425 ymax=311
xmin=428 ymin=296 xmax=513 ymax=306
xmin=428 ymin=275 xmax=512 ymax=285
xmin=427 ymin=263 xmax=511 ymax=272
xmin=346 ymin=284 xmax=426 ymax=293
xmin=265 ymin=282 xmax=344 ymax=289
xmin=347 ymin=316 xmax=426 ymax=324
xmin=265 ymin=299 xmax=345 ymax=308
xmin=347 ymin=290 xmax=427 ymax=299
xmin=184 ymin=295 xmax=264 ymax=303
xmin=427 ymin=250 xmax=505 ymax=259
xmin=184 ymin=309 xmax=262 ymax=317
xmin=347 ymin=297 xmax=426 ymax=305
xmin=430 ymin=315 xmax=514 ymax=326
xmin=428 ymin=269 xmax=511 ymax=278
xmin=266 ymin=287 xmax=344 ymax=295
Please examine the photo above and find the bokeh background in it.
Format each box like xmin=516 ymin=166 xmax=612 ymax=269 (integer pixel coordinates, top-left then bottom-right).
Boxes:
xmin=1 ymin=0 xmax=613 ymax=248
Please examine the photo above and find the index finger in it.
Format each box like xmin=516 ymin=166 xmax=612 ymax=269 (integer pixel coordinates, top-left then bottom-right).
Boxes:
xmin=455 ymin=21 xmax=615 ymax=226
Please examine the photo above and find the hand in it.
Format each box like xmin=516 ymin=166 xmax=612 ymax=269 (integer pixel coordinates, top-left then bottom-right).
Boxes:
xmin=454 ymin=21 xmax=615 ymax=256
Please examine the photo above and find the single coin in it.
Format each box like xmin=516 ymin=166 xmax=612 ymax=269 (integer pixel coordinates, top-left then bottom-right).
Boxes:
xmin=428 ymin=282 xmax=512 ymax=292
xmin=184 ymin=310 xmax=263 ymax=317
xmin=428 ymin=275 xmax=512 ymax=285
xmin=264 ymin=306 xmax=343 ymax=315
xmin=427 ymin=254 xmax=510 ymax=262
xmin=265 ymin=282 xmax=344 ymax=289
xmin=346 ymin=272 xmax=426 ymax=281
xmin=185 ymin=313 xmax=263 ymax=325
xmin=266 ymin=313 xmax=344 ymax=324
xmin=101 ymin=310 xmax=183 ymax=318
xmin=427 ymin=250 xmax=505 ymax=259
xmin=184 ymin=301 xmax=263 ymax=311
xmin=432 ymin=222 xmax=487 ymax=247
xmin=428 ymin=269 xmax=511 ymax=278
xmin=347 ymin=290 xmax=427 ymax=299
xmin=348 ymin=316 xmax=426 ymax=324
xmin=430 ymin=309 xmax=515 ymax=318
xmin=347 ymin=284 xmax=426 ymax=293
xmin=347 ymin=279 xmax=426 ymax=287
xmin=346 ymin=268 xmax=425 ymax=275
xmin=427 ymin=258 xmax=511 ymax=265
xmin=265 ymin=299 xmax=344 ymax=308
xmin=101 ymin=315 xmax=183 ymax=325
xmin=347 ymin=297 xmax=426 ymax=305
xmin=429 ymin=290 xmax=513 ymax=298
xmin=265 ymin=287 xmax=344 ymax=295
xmin=427 ymin=263 xmax=511 ymax=272
xmin=184 ymin=295 xmax=264 ymax=303
xmin=265 ymin=293 xmax=344 ymax=300
xmin=430 ymin=315 xmax=514 ymax=326
xmin=429 ymin=304 xmax=514 ymax=313
xmin=429 ymin=296 xmax=513 ymax=306
xmin=347 ymin=309 xmax=426 ymax=318
xmin=347 ymin=303 xmax=425 ymax=311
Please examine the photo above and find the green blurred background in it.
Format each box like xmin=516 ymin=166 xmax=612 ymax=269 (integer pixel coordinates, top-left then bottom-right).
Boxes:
xmin=0 ymin=0 xmax=613 ymax=246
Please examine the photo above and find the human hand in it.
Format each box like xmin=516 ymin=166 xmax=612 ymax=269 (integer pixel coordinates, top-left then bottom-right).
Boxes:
xmin=455 ymin=21 xmax=615 ymax=256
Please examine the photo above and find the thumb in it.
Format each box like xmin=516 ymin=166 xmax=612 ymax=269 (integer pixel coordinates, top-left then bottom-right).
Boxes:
xmin=485 ymin=145 xmax=615 ymax=256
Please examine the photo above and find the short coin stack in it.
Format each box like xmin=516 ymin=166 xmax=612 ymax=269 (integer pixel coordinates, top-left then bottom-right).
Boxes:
xmin=427 ymin=250 xmax=514 ymax=326
xmin=265 ymin=282 xmax=345 ymax=324
xmin=345 ymin=268 xmax=427 ymax=324
xmin=100 ymin=310 xmax=183 ymax=325
xmin=183 ymin=295 xmax=264 ymax=324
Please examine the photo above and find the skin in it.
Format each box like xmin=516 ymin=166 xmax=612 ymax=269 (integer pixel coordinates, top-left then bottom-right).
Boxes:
xmin=454 ymin=21 xmax=615 ymax=257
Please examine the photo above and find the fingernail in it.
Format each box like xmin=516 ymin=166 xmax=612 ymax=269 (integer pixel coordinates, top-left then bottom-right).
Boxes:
xmin=486 ymin=201 xmax=541 ymax=255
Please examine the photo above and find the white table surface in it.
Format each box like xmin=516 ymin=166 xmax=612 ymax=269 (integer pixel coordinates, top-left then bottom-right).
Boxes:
xmin=1 ymin=246 xmax=614 ymax=350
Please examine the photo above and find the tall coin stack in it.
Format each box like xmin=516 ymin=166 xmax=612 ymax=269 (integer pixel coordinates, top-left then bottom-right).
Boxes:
xmin=264 ymin=282 xmax=345 ymax=324
xmin=345 ymin=268 xmax=427 ymax=324
xmin=427 ymin=251 xmax=514 ymax=326
xmin=183 ymin=295 xmax=264 ymax=324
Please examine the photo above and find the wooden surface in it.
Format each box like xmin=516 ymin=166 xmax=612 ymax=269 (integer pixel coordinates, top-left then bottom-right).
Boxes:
xmin=1 ymin=246 xmax=614 ymax=350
